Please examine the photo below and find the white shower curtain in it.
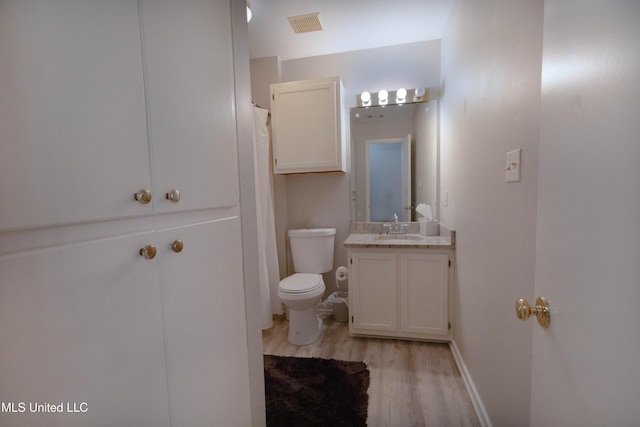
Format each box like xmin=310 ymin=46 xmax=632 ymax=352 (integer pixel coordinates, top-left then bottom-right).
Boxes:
xmin=252 ymin=104 xmax=282 ymax=330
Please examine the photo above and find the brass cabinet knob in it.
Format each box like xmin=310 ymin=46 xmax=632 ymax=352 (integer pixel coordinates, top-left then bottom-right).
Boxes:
xmin=139 ymin=244 xmax=157 ymax=260
xmin=165 ymin=189 xmax=181 ymax=203
xmin=516 ymin=297 xmax=550 ymax=328
xmin=134 ymin=189 xmax=152 ymax=204
xmin=170 ymin=240 xmax=184 ymax=253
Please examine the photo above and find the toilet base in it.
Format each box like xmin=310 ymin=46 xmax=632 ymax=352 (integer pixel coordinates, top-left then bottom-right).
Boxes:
xmin=287 ymin=308 xmax=323 ymax=345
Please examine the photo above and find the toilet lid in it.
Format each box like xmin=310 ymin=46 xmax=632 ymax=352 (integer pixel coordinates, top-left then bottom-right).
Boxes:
xmin=279 ymin=273 xmax=323 ymax=294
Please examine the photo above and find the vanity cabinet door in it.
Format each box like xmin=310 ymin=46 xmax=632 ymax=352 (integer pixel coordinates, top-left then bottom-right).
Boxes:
xmin=139 ymin=0 xmax=239 ymax=213
xmin=399 ymin=253 xmax=449 ymax=336
xmin=348 ymin=248 xmax=452 ymax=341
xmin=0 ymin=0 xmax=153 ymax=231
xmin=156 ymin=218 xmax=252 ymax=426
xmin=270 ymin=77 xmax=346 ymax=174
xmin=350 ymin=251 xmax=398 ymax=333
xmin=0 ymin=233 xmax=170 ymax=427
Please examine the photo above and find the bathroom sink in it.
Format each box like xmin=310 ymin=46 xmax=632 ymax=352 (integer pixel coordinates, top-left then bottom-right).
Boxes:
xmin=375 ymin=234 xmax=424 ymax=241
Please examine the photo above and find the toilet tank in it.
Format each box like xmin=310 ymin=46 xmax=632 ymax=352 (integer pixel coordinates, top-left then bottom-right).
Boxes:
xmin=288 ymin=228 xmax=336 ymax=273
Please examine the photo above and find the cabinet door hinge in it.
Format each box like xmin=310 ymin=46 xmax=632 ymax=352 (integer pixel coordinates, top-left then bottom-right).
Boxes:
xmin=272 ymin=94 xmax=275 ymax=101
xmin=351 ymin=315 xmax=354 ymax=323
xmin=448 ymin=259 xmax=451 ymax=267
xmin=448 ymin=322 xmax=451 ymax=330
xmin=274 ymin=158 xmax=277 ymax=165
xmin=350 ymin=257 xmax=352 ymax=265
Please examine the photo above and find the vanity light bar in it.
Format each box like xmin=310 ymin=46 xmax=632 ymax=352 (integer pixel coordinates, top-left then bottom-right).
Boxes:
xmin=357 ymin=88 xmax=429 ymax=108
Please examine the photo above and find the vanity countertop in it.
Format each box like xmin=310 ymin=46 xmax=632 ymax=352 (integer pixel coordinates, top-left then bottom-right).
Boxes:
xmin=344 ymin=222 xmax=456 ymax=249
xmin=343 ymin=232 xmax=454 ymax=249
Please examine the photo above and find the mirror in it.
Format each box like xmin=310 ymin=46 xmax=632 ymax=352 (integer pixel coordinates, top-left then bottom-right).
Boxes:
xmin=350 ymin=99 xmax=438 ymax=223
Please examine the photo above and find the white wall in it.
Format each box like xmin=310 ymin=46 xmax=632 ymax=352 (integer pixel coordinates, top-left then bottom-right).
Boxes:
xmin=440 ymin=0 xmax=543 ymax=424
xmin=282 ymin=40 xmax=441 ymax=107
xmin=250 ymin=56 xmax=280 ymax=110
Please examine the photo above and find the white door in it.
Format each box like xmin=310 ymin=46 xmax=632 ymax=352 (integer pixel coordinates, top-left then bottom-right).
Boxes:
xmin=530 ymin=2 xmax=640 ymax=425
xmin=0 ymin=233 xmax=170 ymax=427
xmin=157 ymin=218 xmax=252 ymax=426
xmin=0 ymin=0 xmax=152 ymax=231
xmin=139 ymin=0 xmax=239 ymax=213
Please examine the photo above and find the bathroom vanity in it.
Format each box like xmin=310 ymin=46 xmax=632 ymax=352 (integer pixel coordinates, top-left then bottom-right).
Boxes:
xmin=344 ymin=224 xmax=455 ymax=342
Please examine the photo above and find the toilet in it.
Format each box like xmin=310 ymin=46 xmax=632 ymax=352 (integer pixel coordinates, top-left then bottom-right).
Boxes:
xmin=278 ymin=228 xmax=335 ymax=345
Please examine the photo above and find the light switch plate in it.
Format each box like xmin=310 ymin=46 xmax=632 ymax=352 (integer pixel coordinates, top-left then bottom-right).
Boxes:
xmin=505 ymin=148 xmax=521 ymax=182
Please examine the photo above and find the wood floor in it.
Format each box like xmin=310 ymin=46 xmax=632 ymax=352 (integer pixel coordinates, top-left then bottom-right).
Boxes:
xmin=263 ymin=317 xmax=481 ymax=427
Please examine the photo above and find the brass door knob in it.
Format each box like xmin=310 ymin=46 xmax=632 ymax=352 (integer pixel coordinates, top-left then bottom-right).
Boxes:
xmin=515 ymin=297 xmax=550 ymax=328
xmin=134 ymin=189 xmax=152 ymax=204
xmin=139 ymin=244 xmax=157 ymax=260
xmin=170 ymin=240 xmax=184 ymax=253
xmin=165 ymin=189 xmax=181 ymax=203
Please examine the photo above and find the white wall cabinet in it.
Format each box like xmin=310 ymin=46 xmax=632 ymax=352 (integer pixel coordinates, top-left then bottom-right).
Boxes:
xmin=348 ymin=249 xmax=452 ymax=341
xmin=0 ymin=231 xmax=172 ymax=427
xmin=270 ymin=77 xmax=347 ymax=174
xmin=0 ymin=219 xmax=251 ymax=427
xmin=0 ymin=0 xmax=239 ymax=232
xmin=0 ymin=1 xmax=253 ymax=425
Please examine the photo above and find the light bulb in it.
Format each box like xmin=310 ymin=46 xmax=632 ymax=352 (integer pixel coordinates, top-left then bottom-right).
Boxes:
xmin=378 ymin=89 xmax=388 ymax=103
xmin=415 ymin=87 xmax=426 ymax=98
xmin=396 ymin=88 xmax=407 ymax=103
xmin=360 ymin=91 xmax=371 ymax=104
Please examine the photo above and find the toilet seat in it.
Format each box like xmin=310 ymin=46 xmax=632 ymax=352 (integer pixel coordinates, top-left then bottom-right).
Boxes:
xmin=278 ymin=273 xmax=323 ymax=294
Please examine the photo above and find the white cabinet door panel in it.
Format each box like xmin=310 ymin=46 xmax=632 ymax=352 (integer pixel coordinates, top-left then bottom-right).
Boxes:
xmin=157 ymin=218 xmax=252 ymax=426
xmin=400 ymin=253 xmax=449 ymax=336
xmin=0 ymin=0 xmax=152 ymax=231
xmin=140 ymin=0 xmax=239 ymax=213
xmin=270 ymin=78 xmax=344 ymax=174
xmin=349 ymin=249 xmax=452 ymax=341
xmin=0 ymin=233 xmax=170 ymax=427
xmin=351 ymin=252 xmax=398 ymax=332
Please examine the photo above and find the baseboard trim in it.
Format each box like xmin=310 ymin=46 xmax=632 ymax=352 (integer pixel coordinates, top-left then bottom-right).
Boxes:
xmin=449 ymin=340 xmax=492 ymax=427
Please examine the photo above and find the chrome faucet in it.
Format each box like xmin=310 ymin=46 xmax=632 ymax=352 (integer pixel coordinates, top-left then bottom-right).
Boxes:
xmin=384 ymin=213 xmax=407 ymax=237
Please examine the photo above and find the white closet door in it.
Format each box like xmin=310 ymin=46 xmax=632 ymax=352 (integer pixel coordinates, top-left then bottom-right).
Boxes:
xmin=139 ymin=0 xmax=239 ymax=214
xmin=0 ymin=233 xmax=170 ymax=427
xmin=0 ymin=0 xmax=152 ymax=231
xmin=157 ymin=217 xmax=252 ymax=426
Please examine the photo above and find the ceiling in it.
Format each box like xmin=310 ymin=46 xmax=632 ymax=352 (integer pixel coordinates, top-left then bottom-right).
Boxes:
xmin=247 ymin=0 xmax=454 ymax=61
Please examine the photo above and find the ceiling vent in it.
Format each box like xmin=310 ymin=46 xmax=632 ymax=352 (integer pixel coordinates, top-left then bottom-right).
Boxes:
xmin=287 ymin=12 xmax=322 ymax=34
